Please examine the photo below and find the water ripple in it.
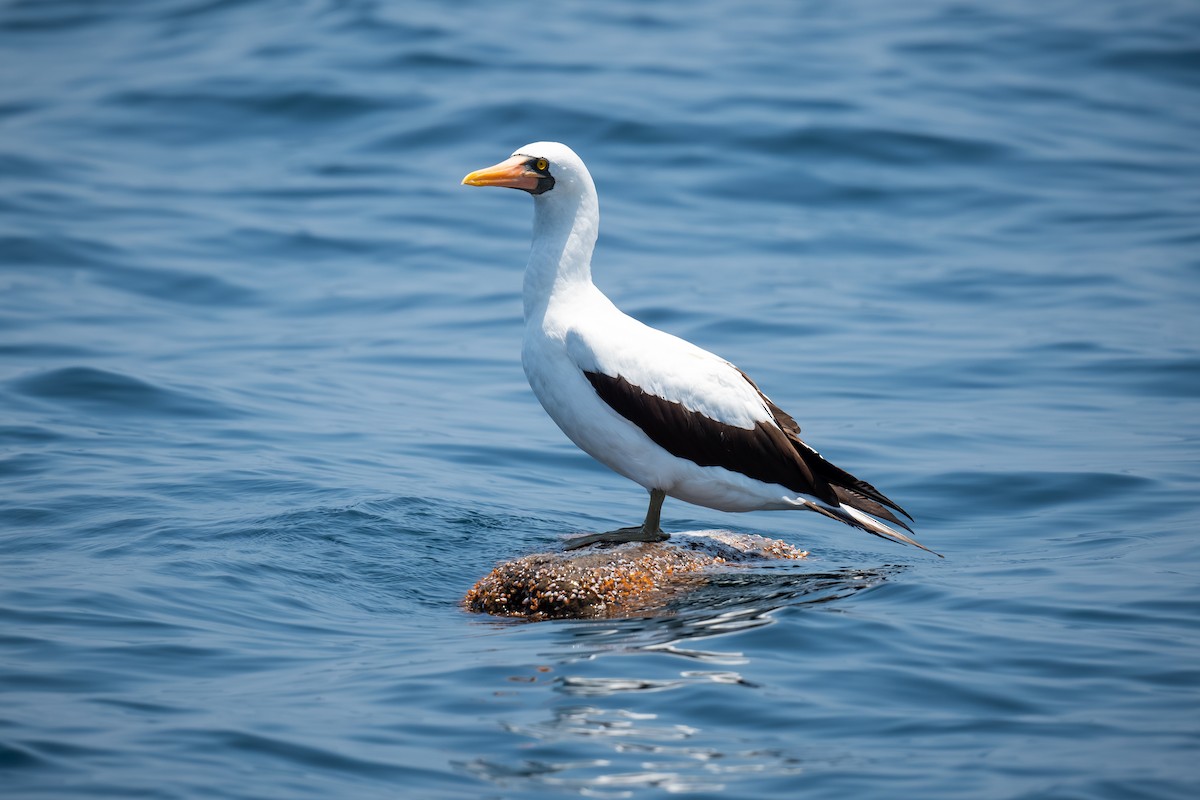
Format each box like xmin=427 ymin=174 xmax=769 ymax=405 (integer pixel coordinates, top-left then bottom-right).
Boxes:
xmin=11 ymin=367 xmax=238 ymax=420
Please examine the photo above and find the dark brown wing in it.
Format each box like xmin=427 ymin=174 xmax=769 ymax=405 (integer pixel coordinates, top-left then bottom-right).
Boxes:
xmin=584 ymin=367 xmax=914 ymax=533
xmin=582 ymin=370 xmax=837 ymax=504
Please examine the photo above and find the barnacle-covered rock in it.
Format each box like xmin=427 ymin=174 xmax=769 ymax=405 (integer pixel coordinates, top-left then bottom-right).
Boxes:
xmin=463 ymin=531 xmax=807 ymax=620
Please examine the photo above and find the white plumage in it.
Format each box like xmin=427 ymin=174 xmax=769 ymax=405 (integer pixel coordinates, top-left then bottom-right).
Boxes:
xmin=463 ymin=142 xmax=935 ymax=555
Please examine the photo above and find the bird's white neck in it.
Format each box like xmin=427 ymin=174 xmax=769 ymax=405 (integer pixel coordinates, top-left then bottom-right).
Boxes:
xmin=523 ymin=186 xmax=599 ymax=321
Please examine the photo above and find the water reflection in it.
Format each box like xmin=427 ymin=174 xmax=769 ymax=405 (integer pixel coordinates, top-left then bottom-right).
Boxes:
xmin=461 ymin=565 xmax=898 ymax=796
xmin=559 ymin=564 xmax=904 ymax=664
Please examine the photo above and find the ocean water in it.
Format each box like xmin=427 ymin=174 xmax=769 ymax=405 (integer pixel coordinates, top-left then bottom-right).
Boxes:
xmin=2 ymin=0 xmax=1198 ymax=797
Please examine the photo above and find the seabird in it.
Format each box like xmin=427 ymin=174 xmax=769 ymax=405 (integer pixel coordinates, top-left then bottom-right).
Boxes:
xmin=462 ymin=142 xmax=937 ymax=556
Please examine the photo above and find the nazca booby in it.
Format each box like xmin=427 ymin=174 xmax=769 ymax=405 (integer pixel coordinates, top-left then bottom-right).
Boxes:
xmin=462 ymin=142 xmax=936 ymax=555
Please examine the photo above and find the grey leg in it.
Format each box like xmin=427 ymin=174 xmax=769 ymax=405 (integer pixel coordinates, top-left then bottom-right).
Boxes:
xmin=562 ymin=488 xmax=671 ymax=551
xmin=642 ymin=488 xmax=666 ymax=533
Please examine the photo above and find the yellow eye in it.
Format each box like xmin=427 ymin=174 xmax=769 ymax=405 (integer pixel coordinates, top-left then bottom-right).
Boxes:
xmin=535 ymin=158 xmax=548 ymax=171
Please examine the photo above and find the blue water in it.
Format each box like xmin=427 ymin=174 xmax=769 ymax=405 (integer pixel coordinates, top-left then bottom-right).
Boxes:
xmin=2 ymin=1 xmax=1198 ymax=797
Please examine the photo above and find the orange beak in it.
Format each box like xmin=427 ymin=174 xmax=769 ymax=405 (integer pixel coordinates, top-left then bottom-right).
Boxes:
xmin=461 ymin=155 xmax=540 ymax=192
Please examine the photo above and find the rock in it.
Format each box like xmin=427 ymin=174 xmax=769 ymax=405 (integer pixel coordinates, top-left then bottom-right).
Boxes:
xmin=463 ymin=531 xmax=808 ymax=620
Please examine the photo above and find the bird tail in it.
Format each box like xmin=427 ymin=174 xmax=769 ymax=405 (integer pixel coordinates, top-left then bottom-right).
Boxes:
xmin=801 ymin=499 xmax=942 ymax=557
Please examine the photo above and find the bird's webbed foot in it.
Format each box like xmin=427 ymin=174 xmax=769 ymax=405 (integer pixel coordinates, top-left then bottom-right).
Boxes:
xmin=562 ymin=525 xmax=670 ymax=551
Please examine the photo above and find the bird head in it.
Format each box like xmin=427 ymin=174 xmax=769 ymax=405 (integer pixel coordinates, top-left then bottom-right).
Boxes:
xmin=462 ymin=142 xmax=590 ymax=198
